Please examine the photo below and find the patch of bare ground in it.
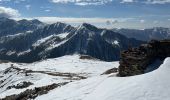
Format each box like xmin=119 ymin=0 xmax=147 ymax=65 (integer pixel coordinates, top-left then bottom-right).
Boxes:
xmin=1 ymin=82 xmax=68 ymax=100
xmin=7 ymin=82 xmax=33 ymax=89
xmin=79 ymin=55 xmax=99 ymax=61
xmin=0 ymin=65 xmax=88 ymax=99
xmin=0 ymin=60 xmax=9 ymax=64
xmin=101 ymin=68 xmax=118 ymax=75
xmin=4 ymin=66 xmax=87 ymax=80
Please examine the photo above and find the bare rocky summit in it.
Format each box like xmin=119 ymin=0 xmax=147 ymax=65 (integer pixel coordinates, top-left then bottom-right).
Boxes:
xmin=119 ymin=40 xmax=170 ymax=76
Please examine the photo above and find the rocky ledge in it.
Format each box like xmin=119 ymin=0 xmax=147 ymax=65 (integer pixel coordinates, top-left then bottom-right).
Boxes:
xmin=118 ymin=40 xmax=170 ymax=77
xmin=1 ymin=82 xmax=68 ymax=100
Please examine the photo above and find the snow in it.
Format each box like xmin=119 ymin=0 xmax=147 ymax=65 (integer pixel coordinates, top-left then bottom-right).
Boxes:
xmin=45 ymin=31 xmax=76 ymax=50
xmin=45 ymin=39 xmax=68 ymax=51
xmin=0 ymin=33 xmax=25 ymax=43
xmin=0 ymin=63 xmax=70 ymax=98
xmin=6 ymin=50 xmax=16 ymax=55
xmin=36 ymin=57 xmax=170 ymax=100
xmin=1 ymin=55 xmax=170 ymax=100
xmin=0 ymin=62 xmax=15 ymax=71
xmin=0 ymin=55 xmax=117 ymax=98
xmin=6 ymin=33 xmax=25 ymax=37
xmin=113 ymin=40 xmax=119 ymax=46
xmin=57 ymin=32 xmax=69 ymax=39
xmin=26 ymin=30 xmax=33 ymax=33
xmin=19 ymin=55 xmax=117 ymax=76
xmin=17 ymin=49 xmax=31 ymax=56
xmin=33 ymin=33 xmax=69 ymax=47
xmin=32 ymin=35 xmax=55 ymax=47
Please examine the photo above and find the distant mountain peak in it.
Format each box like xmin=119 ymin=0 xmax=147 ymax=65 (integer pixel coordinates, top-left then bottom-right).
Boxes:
xmin=31 ymin=19 xmax=42 ymax=24
xmin=82 ymin=23 xmax=92 ymax=26
xmin=18 ymin=19 xmax=43 ymax=25
xmin=50 ymin=22 xmax=70 ymax=28
xmin=0 ymin=17 xmax=16 ymax=23
xmin=113 ymin=27 xmax=170 ymax=41
xmin=79 ymin=23 xmax=98 ymax=31
xmin=0 ymin=17 xmax=9 ymax=20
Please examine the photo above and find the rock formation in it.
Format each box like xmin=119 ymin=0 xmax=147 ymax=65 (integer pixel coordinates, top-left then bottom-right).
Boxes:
xmin=118 ymin=40 xmax=170 ymax=77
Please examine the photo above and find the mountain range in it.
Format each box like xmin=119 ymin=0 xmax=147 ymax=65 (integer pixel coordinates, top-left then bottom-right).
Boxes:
xmin=113 ymin=27 xmax=170 ymax=41
xmin=0 ymin=18 xmax=145 ymax=63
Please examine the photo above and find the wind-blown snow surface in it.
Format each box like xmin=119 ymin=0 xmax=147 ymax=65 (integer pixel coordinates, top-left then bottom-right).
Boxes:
xmin=36 ymin=57 xmax=170 ymax=100
xmin=19 ymin=55 xmax=116 ymax=76
xmin=1 ymin=55 xmax=170 ymax=100
xmin=0 ymin=55 xmax=117 ymax=98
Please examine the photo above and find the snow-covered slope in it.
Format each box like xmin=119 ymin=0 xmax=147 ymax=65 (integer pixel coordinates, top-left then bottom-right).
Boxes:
xmin=36 ymin=57 xmax=170 ymax=100
xmin=0 ymin=55 xmax=118 ymax=99
xmin=0 ymin=55 xmax=170 ymax=100
xmin=18 ymin=55 xmax=117 ymax=77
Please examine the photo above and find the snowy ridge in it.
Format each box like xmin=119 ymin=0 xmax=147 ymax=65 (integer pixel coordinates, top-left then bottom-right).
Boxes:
xmin=36 ymin=57 xmax=170 ymax=100
xmin=56 ymin=32 xmax=69 ymax=39
xmin=17 ymin=49 xmax=31 ymax=56
xmin=32 ymin=35 xmax=56 ymax=47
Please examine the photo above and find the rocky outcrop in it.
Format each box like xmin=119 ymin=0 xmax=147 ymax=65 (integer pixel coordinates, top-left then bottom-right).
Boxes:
xmin=7 ymin=82 xmax=33 ymax=89
xmin=118 ymin=40 xmax=170 ymax=77
xmin=102 ymin=68 xmax=118 ymax=75
xmin=1 ymin=82 xmax=68 ymax=100
xmin=3 ymin=66 xmax=87 ymax=80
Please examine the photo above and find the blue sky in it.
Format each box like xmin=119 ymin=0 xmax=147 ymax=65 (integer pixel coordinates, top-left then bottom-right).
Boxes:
xmin=0 ymin=0 xmax=170 ymax=29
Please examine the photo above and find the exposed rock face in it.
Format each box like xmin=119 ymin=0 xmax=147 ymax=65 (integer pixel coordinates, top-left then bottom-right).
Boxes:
xmin=118 ymin=40 xmax=170 ymax=77
xmin=102 ymin=68 xmax=118 ymax=75
xmin=1 ymin=82 xmax=68 ymax=100
xmin=7 ymin=82 xmax=33 ymax=89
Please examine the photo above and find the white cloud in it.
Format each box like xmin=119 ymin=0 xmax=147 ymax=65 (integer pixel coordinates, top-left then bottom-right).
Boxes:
xmin=106 ymin=20 xmax=119 ymax=26
xmin=121 ymin=0 xmax=170 ymax=4
xmin=0 ymin=6 xmax=20 ymax=18
xmin=25 ymin=5 xmax=31 ymax=10
xmin=153 ymin=20 xmax=158 ymax=24
xmin=14 ymin=17 xmax=133 ymax=24
xmin=146 ymin=0 xmax=170 ymax=4
xmin=37 ymin=17 xmax=132 ymax=24
xmin=50 ymin=0 xmax=113 ymax=5
xmin=0 ymin=0 xmax=11 ymax=2
xmin=49 ymin=0 xmax=170 ymax=5
xmin=45 ymin=9 xmax=51 ymax=12
xmin=121 ymin=0 xmax=134 ymax=3
xmin=14 ymin=17 xmax=170 ymax=29
xmin=14 ymin=17 xmax=136 ymax=29
xmin=140 ymin=19 xmax=145 ymax=23
xmin=106 ymin=20 xmax=112 ymax=25
xmin=0 ymin=0 xmax=26 ymax=3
